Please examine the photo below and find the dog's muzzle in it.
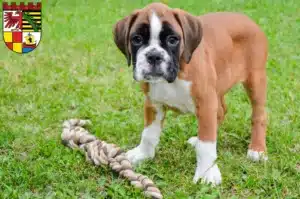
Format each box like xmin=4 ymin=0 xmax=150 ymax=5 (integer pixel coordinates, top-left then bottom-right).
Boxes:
xmin=141 ymin=51 xmax=165 ymax=81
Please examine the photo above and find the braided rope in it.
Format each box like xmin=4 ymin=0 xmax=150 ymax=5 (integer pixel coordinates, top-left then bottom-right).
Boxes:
xmin=61 ymin=119 xmax=163 ymax=199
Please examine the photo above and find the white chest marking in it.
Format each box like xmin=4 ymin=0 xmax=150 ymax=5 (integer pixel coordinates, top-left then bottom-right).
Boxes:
xmin=149 ymin=79 xmax=195 ymax=113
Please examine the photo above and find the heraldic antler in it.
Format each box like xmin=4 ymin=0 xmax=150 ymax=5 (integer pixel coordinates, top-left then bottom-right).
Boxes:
xmin=4 ymin=12 xmax=21 ymax=29
xmin=61 ymin=119 xmax=163 ymax=199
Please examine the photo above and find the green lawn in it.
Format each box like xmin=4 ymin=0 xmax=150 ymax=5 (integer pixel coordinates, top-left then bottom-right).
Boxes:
xmin=1 ymin=0 xmax=300 ymax=198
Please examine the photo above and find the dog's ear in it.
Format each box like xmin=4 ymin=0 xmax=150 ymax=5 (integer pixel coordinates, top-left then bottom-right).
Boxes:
xmin=173 ymin=9 xmax=202 ymax=63
xmin=113 ymin=11 xmax=139 ymax=66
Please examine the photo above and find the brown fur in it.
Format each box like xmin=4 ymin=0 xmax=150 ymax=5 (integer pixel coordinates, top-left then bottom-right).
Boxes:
xmin=114 ymin=3 xmax=268 ymax=152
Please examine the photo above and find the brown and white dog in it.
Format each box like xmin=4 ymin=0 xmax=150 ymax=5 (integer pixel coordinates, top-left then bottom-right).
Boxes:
xmin=113 ymin=3 xmax=268 ymax=185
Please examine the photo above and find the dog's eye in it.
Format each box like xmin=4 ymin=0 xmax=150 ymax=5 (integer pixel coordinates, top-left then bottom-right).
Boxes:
xmin=131 ymin=35 xmax=143 ymax=46
xmin=167 ymin=36 xmax=179 ymax=46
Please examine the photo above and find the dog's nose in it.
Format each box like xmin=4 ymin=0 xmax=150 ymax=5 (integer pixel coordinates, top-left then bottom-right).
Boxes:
xmin=146 ymin=52 xmax=163 ymax=65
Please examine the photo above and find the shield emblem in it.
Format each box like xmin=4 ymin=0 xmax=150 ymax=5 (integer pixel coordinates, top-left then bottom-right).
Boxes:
xmin=2 ymin=2 xmax=41 ymax=54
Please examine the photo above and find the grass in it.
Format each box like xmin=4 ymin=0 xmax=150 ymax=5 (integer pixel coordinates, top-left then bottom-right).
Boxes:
xmin=0 ymin=0 xmax=300 ymax=198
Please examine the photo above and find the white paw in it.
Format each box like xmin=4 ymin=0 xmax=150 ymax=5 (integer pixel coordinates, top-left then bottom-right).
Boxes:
xmin=193 ymin=164 xmax=222 ymax=186
xmin=126 ymin=146 xmax=153 ymax=165
xmin=188 ymin=136 xmax=222 ymax=186
xmin=247 ymin=149 xmax=268 ymax=162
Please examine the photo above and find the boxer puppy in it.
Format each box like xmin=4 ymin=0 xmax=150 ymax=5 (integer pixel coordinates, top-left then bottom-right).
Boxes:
xmin=113 ymin=2 xmax=268 ymax=185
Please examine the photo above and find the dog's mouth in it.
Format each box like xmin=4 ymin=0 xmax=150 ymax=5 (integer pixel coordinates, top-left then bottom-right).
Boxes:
xmin=143 ymin=73 xmax=177 ymax=83
xmin=133 ymin=63 xmax=178 ymax=83
xmin=143 ymin=73 xmax=165 ymax=83
xmin=144 ymin=69 xmax=163 ymax=77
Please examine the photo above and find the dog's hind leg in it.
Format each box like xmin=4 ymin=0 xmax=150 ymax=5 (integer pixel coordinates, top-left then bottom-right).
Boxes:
xmin=243 ymin=67 xmax=268 ymax=162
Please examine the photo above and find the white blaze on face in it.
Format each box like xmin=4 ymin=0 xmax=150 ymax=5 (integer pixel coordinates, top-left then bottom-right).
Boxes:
xmin=135 ymin=11 xmax=170 ymax=82
xmin=149 ymin=12 xmax=162 ymax=45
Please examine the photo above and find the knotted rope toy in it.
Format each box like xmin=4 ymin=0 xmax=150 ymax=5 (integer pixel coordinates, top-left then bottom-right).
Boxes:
xmin=61 ymin=119 xmax=163 ymax=199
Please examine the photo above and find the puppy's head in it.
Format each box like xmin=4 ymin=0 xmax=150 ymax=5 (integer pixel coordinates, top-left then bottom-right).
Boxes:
xmin=113 ymin=3 xmax=202 ymax=83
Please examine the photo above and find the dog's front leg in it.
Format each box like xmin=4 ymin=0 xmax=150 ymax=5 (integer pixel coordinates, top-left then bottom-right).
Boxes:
xmin=126 ymin=97 xmax=165 ymax=165
xmin=188 ymin=90 xmax=222 ymax=185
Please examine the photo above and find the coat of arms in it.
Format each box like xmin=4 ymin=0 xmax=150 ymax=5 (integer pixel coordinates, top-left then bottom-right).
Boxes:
xmin=2 ymin=2 xmax=41 ymax=54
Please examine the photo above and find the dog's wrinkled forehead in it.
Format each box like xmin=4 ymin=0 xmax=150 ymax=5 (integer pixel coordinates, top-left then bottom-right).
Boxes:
xmin=129 ymin=5 xmax=182 ymax=39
